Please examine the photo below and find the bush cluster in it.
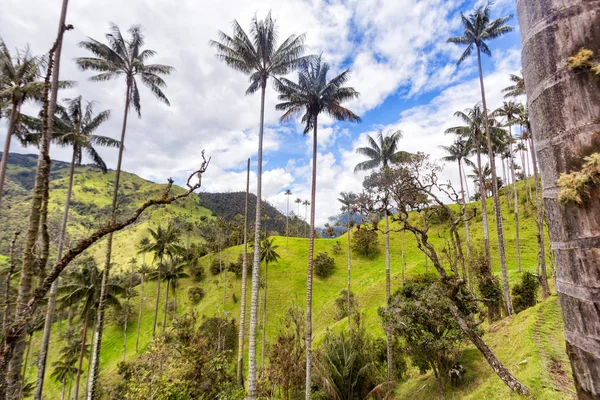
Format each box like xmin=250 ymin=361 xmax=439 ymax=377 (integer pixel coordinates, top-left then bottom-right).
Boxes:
xmin=314 ymin=252 xmax=335 ymax=278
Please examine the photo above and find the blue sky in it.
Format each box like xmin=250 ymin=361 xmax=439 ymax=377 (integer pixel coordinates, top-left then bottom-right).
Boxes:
xmin=1 ymin=0 xmax=524 ymax=225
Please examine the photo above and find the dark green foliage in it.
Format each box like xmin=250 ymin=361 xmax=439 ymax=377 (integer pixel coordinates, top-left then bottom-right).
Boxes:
xmin=351 ymin=227 xmax=379 ymax=257
xmin=228 ymin=252 xmax=252 ymax=278
xmin=188 ymin=262 xmax=205 ymax=282
xmin=331 ymin=241 xmax=342 ymax=255
xmin=512 ymin=272 xmax=540 ymax=313
xmin=314 ymin=323 xmax=382 ymax=400
xmin=374 ymin=337 xmax=408 ymax=381
xmin=314 ymin=252 xmax=335 ymax=278
xmin=209 ymin=257 xmax=222 ymax=276
xmin=472 ymin=251 xmax=503 ymax=322
xmin=199 ymin=316 xmax=238 ymax=353
xmin=112 ymin=313 xmax=241 ymax=399
xmin=426 ymin=205 xmax=452 ymax=224
xmin=187 ymin=287 xmax=205 ymax=304
xmin=334 ymin=289 xmax=358 ymax=321
xmin=383 ymin=277 xmax=465 ymax=384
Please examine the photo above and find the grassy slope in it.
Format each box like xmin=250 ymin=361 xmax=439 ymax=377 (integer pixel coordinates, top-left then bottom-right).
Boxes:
xmin=21 ymin=179 xmax=574 ymax=399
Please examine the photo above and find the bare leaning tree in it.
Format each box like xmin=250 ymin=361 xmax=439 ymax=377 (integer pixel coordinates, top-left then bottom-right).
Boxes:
xmin=383 ymin=153 xmax=530 ymax=395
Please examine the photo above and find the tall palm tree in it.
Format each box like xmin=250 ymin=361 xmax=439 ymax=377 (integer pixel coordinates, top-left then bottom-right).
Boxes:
xmin=448 ymin=2 xmax=514 ymax=314
xmin=518 ymin=2 xmax=600 ymax=395
xmin=285 ymin=189 xmax=292 ymax=247
xmin=50 ymin=356 xmax=77 ymax=400
xmin=302 ymin=200 xmax=310 ymax=237
xmin=354 ymin=129 xmax=410 ymax=382
xmin=493 ymin=101 xmax=523 ymax=273
xmin=142 ymin=222 xmax=181 ymax=337
xmin=211 ymin=14 xmax=306 ymax=398
xmin=275 ymin=55 xmax=360 ymax=399
xmin=35 ymin=96 xmax=117 ymax=395
xmin=122 ymin=259 xmax=138 ymax=361
xmin=445 ymin=105 xmax=492 ymax=261
xmin=135 ymin=263 xmax=153 ymax=353
xmin=159 ymin=258 xmax=189 ymax=328
xmin=440 ymin=137 xmax=475 ymax=287
xmin=0 ymin=42 xmax=44 ymax=211
xmin=76 ymin=24 xmax=174 ymax=398
xmin=237 ymin=157 xmax=251 ymax=387
xmin=502 ymin=73 xmax=525 ymax=98
xmin=337 ymin=192 xmax=357 ymax=326
xmin=259 ymin=237 xmax=281 ymax=370
xmin=58 ymin=256 xmax=124 ymax=400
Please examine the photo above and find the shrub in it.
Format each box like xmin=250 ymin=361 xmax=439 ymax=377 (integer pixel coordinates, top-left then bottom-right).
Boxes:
xmin=334 ymin=289 xmax=357 ymax=321
xmin=228 ymin=252 xmax=253 ymax=278
xmin=188 ymin=263 xmax=205 ymax=281
xmin=314 ymin=252 xmax=335 ymax=278
xmin=351 ymin=227 xmax=378 ymax=257
xmin=188 ymin=287 xmax=206 ymax=304
xmin=512 ymin=272 xmax=540 ymax=313
xmin=331 ymin=241 xmax=342 ymax=255
xmin=472 ymin=250 xmax=503 ymax=322
xmin=210 ymin=257 xmax=222 ymax=276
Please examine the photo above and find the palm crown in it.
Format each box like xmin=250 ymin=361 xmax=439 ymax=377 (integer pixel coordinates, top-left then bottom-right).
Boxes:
xmin=210 ymin=12 xmax=307 ymax=94
xmin=0 ymin=42 xmax=44 ymax=109
xmin=502 ymin=73 xmax=525 ymax=98
xmin=447 ymin=3 xmax=513 ymax=65
xmin=76 ymin=24 xmax=174 ymax=116
xmin=354 ymin=130 xmax=412 ymax=173
xmin=439 ymin=137 xmax=475 ymax=167
xmin=53 ymin=96 xmax=119 ymax=172
xmin=274 ymin=56 xmax=360 ymax=133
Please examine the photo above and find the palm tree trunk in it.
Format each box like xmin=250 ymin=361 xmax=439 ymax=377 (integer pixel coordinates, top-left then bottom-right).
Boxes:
xmin=20 ymin=333 xmax=32 ymax=386
xmin=6 ymin=11 xmax=68 ymax=395
xmin=261 ymin=261 xmax=268 ymax=371
xmin=384 ymin=211 xmax=393 ymax=383
xmin=223 ymin=248 xmax=228 ymax=308
xmin=237 ymin=158 xmax=250 ymax=388
xmin=60 ymin=375 xmax=66 ymax=400
xmin=67 ymin=373 xmax=72 ymax=400
xmin=153 ymin=260 xmax=161 ymax=338
xmin=162 ymin=279 xmax=169 ymax=332
xmin=247 ymin=81 xmax=266 ymax=400
xmin=84 ymin=314 xmax=96 ymax=397
xmin=346 ymin=207 xmax=351 ymax=326
xmin=501 ymin=157 xmax=509 ymax=208
xmin=3 ymin=233 xmax=18 ymax=336
xmin=528 ymin=137 xmax=550 ymax=298
xmin=401 ymin=231 xmax=406 ymax=285
xmin=286 ymin=195 xmax=290 ymax=249
xmin=0 ymin=102 xmax=19 ymax=212
xmin=458 ymin=159 xmax=473 ymax=290
xmin=73 ymin=308 xmax=90 ymax=400
xmin=475 ymin=144 xmax=491 ymax=261
xmin=508 ymin=135 xmax=521 ymax=273
xmin=34 ymin=146 xmax=77 ymax=399
xmin=476 ymin=47 xmax=512 ymax=315
xmin=458 ymin=160 xmax=470 ymax=287
xmin=136 ymin=272 xmax=145 ymax=352
xmin=87 ymin=78 xmax=132 ymax=400
xmin=305 ymin=115 xmax=318 ymax=400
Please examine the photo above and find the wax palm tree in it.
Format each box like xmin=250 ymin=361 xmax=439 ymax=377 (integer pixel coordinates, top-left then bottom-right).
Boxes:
xmin=259 ymin=237 xmax=281 ymax=370
xmin=211 ymin=14 xmax=306 ymax=398
xmin=135 ymin=263 xmax=153 ymax=352
xmin=445 ymin=105 xmax=492 ymax=260
xmin=121 ymin=260 xmax=138 ymax=361
xmin=0 ymin=42 xmax=45 ymax=211
xmin=76 ymin=24 xmax=174 ymax=397
xmin=275 ymin=55 xmax=360 ymax=398
xmin=503 ymin=73 xmax=525 ymax=98
xmin=142 ymin=222 xmax=182 ymax=337
xmin=284 ymin=189 xmax=292 ymax=247
xmin=160 ymin=258 xmax=189 ymax=328
xmin=469 ymin=163 xmax=494 ymax=196
xmin=302 ymin=200 xmax=310 ymax=237
xmin=354 ymin=129 xmax=409 ymax=382
xmin=50 ymin=356 xmax=77 ymax=400
xmin=58 ymin=256 xmax=124 ymax=400
xmin=337 ymin=192 xmax=358 ymax=326
xmin=448 ymin=2 xmax=514 ymax=314
xmin=440 ymin=137 xmax=475 ymax=287
xmin=493 ymin=101 xmax=523 ymax=273
xmin=35 ymin=96 xmax=118 ymax=394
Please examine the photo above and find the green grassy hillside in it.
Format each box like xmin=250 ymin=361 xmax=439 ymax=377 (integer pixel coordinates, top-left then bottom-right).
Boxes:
xmin=3 ymin=154 xmax=572 ymax=399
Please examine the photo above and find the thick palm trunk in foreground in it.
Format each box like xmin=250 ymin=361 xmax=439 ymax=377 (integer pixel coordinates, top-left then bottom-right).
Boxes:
xmin=34 ymin=147 xmax=77 ymax=399
xmin=236 ymin=158 xmax=250 ymax=388
xmin=87 ymin=80 xmax=132 ymax=400
xmin=518 ymin=2 xmax=599 ymax=395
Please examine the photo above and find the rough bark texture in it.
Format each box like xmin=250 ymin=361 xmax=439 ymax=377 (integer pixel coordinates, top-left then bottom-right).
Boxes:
xmin=517 ymin=1 xmax=600 ymax=397
xmin=248 ymin=82 xmax=266 ymax=400
xmin=34 ymin=146 xmax=76 ymax=399
xmin=0 ymin=102 xmax=19 ymax=211
xmin=236 ymin=158 xmax=250 ymax=388
xmin=305 ymin=116 xmax=318 ymax=400
xmin=261 ymin=262 xmax=268 ymax=371
xmin=477 ymin=48 xmax=512 ymax=315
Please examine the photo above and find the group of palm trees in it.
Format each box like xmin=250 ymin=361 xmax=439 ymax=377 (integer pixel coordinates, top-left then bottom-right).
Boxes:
xmin=0 ymin=15 xmax=174 ymax=398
